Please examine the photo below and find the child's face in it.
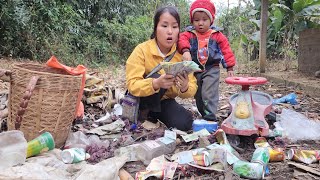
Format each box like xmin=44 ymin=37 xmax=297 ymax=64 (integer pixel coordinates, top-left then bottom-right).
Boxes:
xmin=192 ymin=11 xmax=211 ymax=34
xmin=156 ymin=12 xmax=180 ymax=55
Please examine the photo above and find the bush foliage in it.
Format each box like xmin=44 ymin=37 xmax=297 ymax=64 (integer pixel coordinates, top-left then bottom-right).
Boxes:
xmin=0 ymin=0 xmax=190 ymax=66
xmin=1 ymin=0 xmax=319 ymax=66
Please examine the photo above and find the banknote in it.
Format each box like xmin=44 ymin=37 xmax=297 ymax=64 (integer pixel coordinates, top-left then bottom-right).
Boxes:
xmin=161 ymin=61 xmax=201 ymax=76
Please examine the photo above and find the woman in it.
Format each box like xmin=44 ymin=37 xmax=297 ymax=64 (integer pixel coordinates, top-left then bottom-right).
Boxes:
xmin=126 ymin=6 xmax=197 ymax=131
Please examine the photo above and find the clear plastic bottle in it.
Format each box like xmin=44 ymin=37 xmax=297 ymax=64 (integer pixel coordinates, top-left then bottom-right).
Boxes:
xmin=136 ymin=138 xmax=176 ymax=165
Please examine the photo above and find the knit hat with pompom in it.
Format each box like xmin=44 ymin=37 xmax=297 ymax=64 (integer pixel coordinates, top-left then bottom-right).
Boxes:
xmin=190 ymin=0 xmax=216 ymax=25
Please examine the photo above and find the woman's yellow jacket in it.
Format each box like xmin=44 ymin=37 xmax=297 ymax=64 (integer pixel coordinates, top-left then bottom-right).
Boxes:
xmin=126 ymin=39 xmax=197 ymax=99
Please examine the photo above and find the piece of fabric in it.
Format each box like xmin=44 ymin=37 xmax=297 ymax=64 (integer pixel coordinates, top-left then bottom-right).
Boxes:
xmin=126 ymin=39 xmax=197 ymax=99
xmin=178 ymin=26 xmax=236 ymax=71
xmin=190 ymin=0 xmax=216 ymax=24
xmin=46 ymin=56 xmax=87 ymax=118
xmin=147 ymin=99 xmax=193 ymax=131
xmin=195 ymin=66 xmax=220 ymax=121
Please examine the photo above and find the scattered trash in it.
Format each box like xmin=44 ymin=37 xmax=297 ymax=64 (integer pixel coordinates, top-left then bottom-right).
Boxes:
xmin=273 ymin=93 xmax=298 ymax=105
xmin=135 ymin=170 xmax=164 ymax=180
xmin=76 ymin=155 xmax=128 ymax=180
xmin=136 ymin=137 xmax=176 ymax=165
xmin=192 ymin=119 xmax=218 ymax=133
xmin=233 ymin=160 xmax=265 ymax=179
xmin=212 ymin=129 xmax=241 ymax=165
xmin=27 ymin=132 xmax=55 ymax=158
xmin=251 ymin=147 xmax=270 ymax=168
xmin=171 ymin=150 xmax=194 ymax=164
xmin=207 ymin=143 xmax=239 ymax=165
xmin=88 ymin=119 xmax=125 ymax=136
xmin=278 ymin=108 xmax=320 ymax=142
xmin=268 ymin=128 xmax=283 ymax=138
xmin=114 ymin=144 xmax=140 ymax=162
xmin=112 ymin=103 xmax=123 ymax=116
xmin=141 ymin=120 xmax=160 ymax=130
xmin=64 ymin=131 xmax=90 ymax=149
xmin=181 ymin=129 xmax=210 ymax=143
xmin=254 ymin=137 xmax=285 ymax=162
xmin=287 ymin=149 xmax=320 ymax=164
xmin=0 ymin=68 xmax=318 ymax=179
xmin=61 ymin=148 xmax=90 ymax=164
xmin=94 ymin=112 xmax=112 ymax=124
xmin=189 ymin=148 xmax=228 ymax=171
xmin=145 ymin=155 xmax=178 ymax=179
xmin=269 ymin=148 xmax=285 ymax=162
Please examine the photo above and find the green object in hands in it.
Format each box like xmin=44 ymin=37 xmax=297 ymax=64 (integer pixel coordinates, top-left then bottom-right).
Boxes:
xmin=161 ymin=61 xmax=201 ymax=76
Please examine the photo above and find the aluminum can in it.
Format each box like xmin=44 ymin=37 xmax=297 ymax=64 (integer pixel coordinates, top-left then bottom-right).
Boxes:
xmin=287 ymin=149 xmax=320 ymax=164
xmin=61 ymin=148 xmax=86 ymax=164
xmin=251 ymin=147 xmax=270 ymax=166
xmin=269 ymin=148 xmax=285 ymax=162
xmin=233 ymin=160 xmax=264 ymax=179
xmin=193 ymin=153 xmax=210 ymax=166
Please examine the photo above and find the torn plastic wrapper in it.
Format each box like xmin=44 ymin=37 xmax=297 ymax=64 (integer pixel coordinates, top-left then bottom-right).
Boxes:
xmin=146 ymin=155 xmax=178 ymax=179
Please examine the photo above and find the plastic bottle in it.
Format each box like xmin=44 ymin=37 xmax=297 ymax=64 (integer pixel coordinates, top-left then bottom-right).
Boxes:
xmin=136 ymin=138 xmax=176 ymax=165
xmin=0 ymin=130 xmax=27 ymax=170
xmin=61 ymin=148 xmax=90 ymax=164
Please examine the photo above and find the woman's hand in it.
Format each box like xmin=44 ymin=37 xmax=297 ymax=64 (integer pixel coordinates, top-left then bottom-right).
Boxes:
xmin=175 ymin=71 xmax=189 ymax=93
xmin=152 ymin=74 xmax=175 ymax=90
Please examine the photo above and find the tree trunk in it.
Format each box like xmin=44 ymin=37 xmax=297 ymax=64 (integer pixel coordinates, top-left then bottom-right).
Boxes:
xmin=259 ymin=0 xmax=268 ymax=73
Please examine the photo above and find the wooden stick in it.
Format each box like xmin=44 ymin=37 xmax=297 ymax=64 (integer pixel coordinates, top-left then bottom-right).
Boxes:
xmin=119 ymin=168 xmax=134 ymax=180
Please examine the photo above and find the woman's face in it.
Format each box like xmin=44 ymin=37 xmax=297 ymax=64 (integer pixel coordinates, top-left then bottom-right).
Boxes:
xmin=156 ymin=12 xmax=180 ymax=55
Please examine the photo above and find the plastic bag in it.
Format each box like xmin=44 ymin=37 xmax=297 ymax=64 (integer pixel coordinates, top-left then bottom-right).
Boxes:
xmin=0 ymin=130 xmax=27 ymax=170
xmin=64 ymin=131 xmax=90 ymax=149
xmin=273 ymin=93 xmax=297 ymax=105
xmin=279 ymin=109 xmax=320 ymax=142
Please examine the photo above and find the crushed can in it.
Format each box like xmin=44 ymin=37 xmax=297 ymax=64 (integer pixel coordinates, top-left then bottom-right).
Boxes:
xmin=233 ymin=160 xmax=264 ymax=179
xmin=269 ymin=147 xmax=285 ymax=162
xmin=287 ymin=149 xmax=320 ymax=164
xmin=254 ymin=137 xmax=270 ymax=148
xmin=193 ymin=153 xmax=210 ymax=166
xmin=251 ymin=147 xmax=270 ymax=166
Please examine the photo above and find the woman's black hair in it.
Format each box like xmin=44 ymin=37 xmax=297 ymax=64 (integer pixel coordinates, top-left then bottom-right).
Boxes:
xmin=150 ymin=6 xmax=180 ymax=39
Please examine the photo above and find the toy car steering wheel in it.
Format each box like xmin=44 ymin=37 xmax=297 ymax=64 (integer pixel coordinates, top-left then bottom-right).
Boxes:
xmin=225 ymin=77 xmax=267 ymax=90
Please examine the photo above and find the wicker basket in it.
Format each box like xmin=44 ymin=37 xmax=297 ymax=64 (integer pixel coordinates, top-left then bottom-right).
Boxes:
xmin=3 ymin=63 xmax=82 ymax=147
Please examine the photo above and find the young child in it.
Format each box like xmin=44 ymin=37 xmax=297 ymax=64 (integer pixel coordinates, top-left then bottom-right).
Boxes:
xmin=178 ymin=0 xmax=236 ymax=121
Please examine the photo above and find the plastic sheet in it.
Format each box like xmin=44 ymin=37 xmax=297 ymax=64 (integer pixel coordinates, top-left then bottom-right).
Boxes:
xmin=279 ymin=109 xmax=320 ymax=142
xmin=0 ymin=130 xmax=27 ymax=170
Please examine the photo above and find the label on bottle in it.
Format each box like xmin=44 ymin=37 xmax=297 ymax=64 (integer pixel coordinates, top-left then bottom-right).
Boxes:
xmin=144 ymin=141 xmax=161 ymax=149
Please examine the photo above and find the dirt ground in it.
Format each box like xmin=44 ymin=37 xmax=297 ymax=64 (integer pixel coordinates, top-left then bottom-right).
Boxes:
xmin=0 ymin=58 xmax=319 ymax=179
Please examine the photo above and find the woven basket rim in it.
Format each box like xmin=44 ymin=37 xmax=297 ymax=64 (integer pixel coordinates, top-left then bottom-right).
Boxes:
xmin=13 ymin=63 xmax=82 ymax=78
